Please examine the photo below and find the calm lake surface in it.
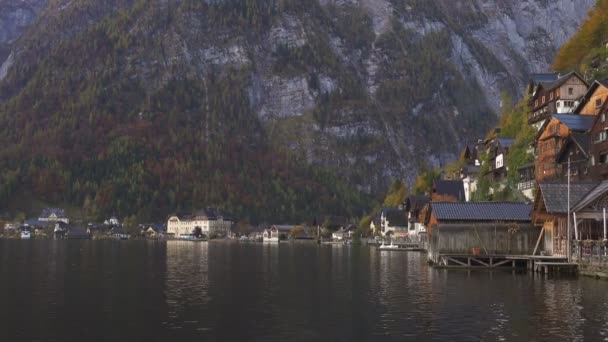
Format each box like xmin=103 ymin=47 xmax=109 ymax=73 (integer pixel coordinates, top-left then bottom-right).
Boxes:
xmin=1 ymin=240 xmax=608 ymax=342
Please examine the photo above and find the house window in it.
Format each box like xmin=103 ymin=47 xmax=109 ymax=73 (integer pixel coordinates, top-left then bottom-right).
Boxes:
xmin=557 ymin=101 xmax=561 ymax=108
xmin=542 ymin=96 xmax=546 ymax=104
xmin=601 ymin=152 xmax=608 ymax=164
xmin=550 ymin=92 xmax=554 ymax=100
xmin=535 ymin=100 xmax=538 ymax=107
xmin=568 ymin=87 xmax=574 ymax=95
xmin=597 ymin=130 xmax=608 ymax=143
xmin=602 ymin=113 xmax=606 ymax=122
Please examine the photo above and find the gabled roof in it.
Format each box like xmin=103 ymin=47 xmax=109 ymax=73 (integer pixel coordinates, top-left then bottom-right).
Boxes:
xmin=40 ymin=208 xmax=67 ymax=219
xmin=536 ymin=181 xmax=598 ymax=214
xmin=433 ymin=180 xmax=465 ymax=201
xmin=429 ymin=202 xmax=532 ymax=222
xmin=530 ymin=73 xmax=560 ymax=85
xmin=551 ymin=114 xmax=596 ymax=132
xmin=382 ymin=207 xmax=408 ymax=227
xmin=557 ymin=132 xmax=590 ymax=163
xmin=404 ymin=195 xmax=430 ymax=212
xmin=574 ymin=79 xmax=608 ymax=113
xmin=544 ymin=72 xmax=587 ymax=92
xmin=497 ymin=138 xmax=515 ymax=149
xmin=572 ymin=180 xmax=608 ymax=212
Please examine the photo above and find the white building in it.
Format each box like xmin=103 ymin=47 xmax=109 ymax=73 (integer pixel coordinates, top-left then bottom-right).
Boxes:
xmin=38 ymin=208 xmax=69 ymax=224
xmin=380 ymin=207 xmax=408 ymax=237
xmin=167 ymin=208 xmax=232 ymax=237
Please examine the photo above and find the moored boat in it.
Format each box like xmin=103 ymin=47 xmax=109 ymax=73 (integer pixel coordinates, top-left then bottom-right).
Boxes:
xmin=20 ymin=230 xmax=31 ymax=239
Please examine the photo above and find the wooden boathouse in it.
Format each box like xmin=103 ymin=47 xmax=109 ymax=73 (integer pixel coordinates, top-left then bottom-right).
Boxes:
xmin=423 ymin=202 xmax=539 ymax=267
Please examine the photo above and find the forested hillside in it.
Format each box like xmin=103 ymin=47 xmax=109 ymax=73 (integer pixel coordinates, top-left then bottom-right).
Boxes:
xmin=553 ymin=0 xmax=608 ymax=78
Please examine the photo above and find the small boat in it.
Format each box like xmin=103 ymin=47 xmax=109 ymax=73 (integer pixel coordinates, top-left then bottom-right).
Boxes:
xmin=179 ymin=234 xmax=208 ymax=241
xmin=378 ymin=241 xmax=423 ymax=251
xmin=20 ymin=230 xmax=31 ymax=239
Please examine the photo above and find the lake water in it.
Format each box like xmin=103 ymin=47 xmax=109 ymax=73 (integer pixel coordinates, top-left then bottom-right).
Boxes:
xmin=1 ymin=240 xmax=608 ymax=341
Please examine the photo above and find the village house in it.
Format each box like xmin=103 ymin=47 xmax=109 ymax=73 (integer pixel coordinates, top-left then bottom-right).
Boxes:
xmin=589 ymin=102 xmax=608 ymax=180
xmin=574 ymin=80 xmax=608 ymax=115
xmin=517 ymin=163 xmax=536 ymax=200
xmin=167 ymin=208 xmax=233 ymax=237
xmin=460 ymin=141 xmax=484 ymax=201
xmin=526 ymin=73 xmax=560 ymax=97
xmin=66 ymin=225 xmax=91 ymax=240
xmin=104 ymin=216 xmax=120 ymax=226
xmin=332 ymin=226 xmax=355 ymax=241
xmin=535 ymin=114 xmax=596 ymax=181
xmin=38 ymin=208 xmax=69 ymax=224
xmin=431 ymin=180 xmax=465 ymax=202
xmin=380 ymin=207 xmax=408 ymax=237
xmin=556 ymin=132 xmax=592 ymax=181
xmin=571 ymin=181 xmax=608 ymax=242
xmin=404 ymin=195 xmax=430 ymax=237
xmin=140 ymin=223 xmax=166 ymax=238
xmin=528 ymin=72 xmax=588 ymax=127
xmin=532 ymin=181 xmax=598 ymax=256
xmin=484 ymin=137 xmax=515 ymax=183
xmin=422 ymin=202 xmax=537 ymax=264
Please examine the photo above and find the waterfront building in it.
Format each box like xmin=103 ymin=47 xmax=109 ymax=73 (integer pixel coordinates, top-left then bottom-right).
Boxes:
xmin=380 ymin=207 xmax=408 ymax=237
xmin=532 ymin=181 xmax=598 ymax=256
xmin=38 ymin=208 xmax=69 ymax=224
xmin=167 ymin=208 xmax=232 ymax=237
xmin=423 ymin=202 xmax=537 ymax=264
xmin=404 ymin=195 xmax=429 ymax=237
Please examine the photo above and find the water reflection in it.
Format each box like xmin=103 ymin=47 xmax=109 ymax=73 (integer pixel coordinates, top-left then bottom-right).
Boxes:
xmin=2 ymin=241 xmax=608 ymax=341
xmin=165 ymin=241 xmax=210 ymax=332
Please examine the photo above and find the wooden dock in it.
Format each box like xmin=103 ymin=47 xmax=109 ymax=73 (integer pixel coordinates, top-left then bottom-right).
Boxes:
xmin=435 ymin=254 xmax=578 ymax=274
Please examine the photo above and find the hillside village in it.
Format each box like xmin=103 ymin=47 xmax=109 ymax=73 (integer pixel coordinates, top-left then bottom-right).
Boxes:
xmin=365 ymin=57 xmax=608 ymax=273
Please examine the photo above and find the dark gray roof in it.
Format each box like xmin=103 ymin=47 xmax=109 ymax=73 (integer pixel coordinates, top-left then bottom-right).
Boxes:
xmin=572 ymin=180 xmax=608 ymax=211
xmin=433 ymin=180 xmax=465 ymax=201
xmin=40 ymin=208 xmax=67 ymax=219
xmin=544 ymin=72 xmax=586 ymax=91
xmin=530 ymin=73 xmax=560 ymax=84
xmin=552 ymin=114 xmax=595 ymax=132
xmin=430 ymin=202 xmax=532 ymax=222
xmin=557 ymin=132 xmax=590 ymax=162
xmin=382 ymin=207 xmax=408 ymax=227
xmin=497 ymin=138 xmax=515 ymax=148
xmin=538 ymin=182 xmax=598 ymax=214
xmin=405 ymin=195 xmax=430 ymax=212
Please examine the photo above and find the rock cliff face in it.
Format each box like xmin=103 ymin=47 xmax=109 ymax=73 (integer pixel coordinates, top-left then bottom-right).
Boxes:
xmin=0 ymin=0 xmax=597 ymax=199
xmin=0 ymin=0 xmax=47 ymax=67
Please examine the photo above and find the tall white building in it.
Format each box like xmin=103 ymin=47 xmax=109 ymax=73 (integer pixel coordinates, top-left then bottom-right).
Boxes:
xmin=167 ymin=208 xmax=232 ymax=237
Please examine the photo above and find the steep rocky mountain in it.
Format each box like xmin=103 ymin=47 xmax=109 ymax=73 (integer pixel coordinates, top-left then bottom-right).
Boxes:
xmin=0 ymin=0 xmax=47 ymax=75
xmin=0 ymin=0 xmax=596 ymax=221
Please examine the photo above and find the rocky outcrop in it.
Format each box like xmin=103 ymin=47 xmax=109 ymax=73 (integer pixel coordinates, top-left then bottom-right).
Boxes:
xmin=0 ymin=0 xmax=597 ymax=193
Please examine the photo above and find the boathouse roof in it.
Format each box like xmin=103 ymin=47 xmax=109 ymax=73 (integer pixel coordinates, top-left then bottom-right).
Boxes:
xmin=429 ymin=202 xmax=532 ymax=222
xmin=572 ymin=180 xmax=608 ymax=212
xmin=536 ymin=181 xmax=598 ymax=214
